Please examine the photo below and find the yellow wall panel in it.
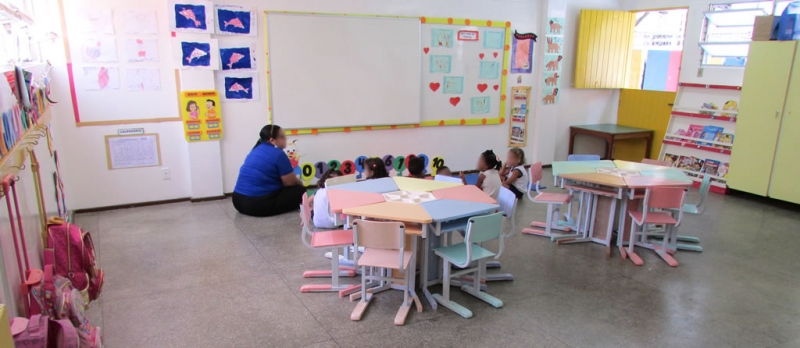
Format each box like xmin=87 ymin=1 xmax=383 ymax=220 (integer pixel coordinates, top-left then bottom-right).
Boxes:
xmin=767 ymin=45 xmax=800 ymax=204
xmin=574 ymin=9 xmax=636 ymax=89
xmin=615 ymin=89 xmax=676 ymax=161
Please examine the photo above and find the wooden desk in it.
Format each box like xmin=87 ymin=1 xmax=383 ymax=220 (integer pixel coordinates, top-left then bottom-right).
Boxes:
xmin=570 ymin=124 xmax=654 ymax=160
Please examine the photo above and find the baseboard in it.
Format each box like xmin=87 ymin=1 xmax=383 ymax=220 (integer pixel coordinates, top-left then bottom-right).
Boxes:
xmin=190 ymin=195 xmax=227 ymax=203
xmin=74 ymin=197 xmax=191 ymax=214
xmin=728 ymin=189 xmax=800 ymax=211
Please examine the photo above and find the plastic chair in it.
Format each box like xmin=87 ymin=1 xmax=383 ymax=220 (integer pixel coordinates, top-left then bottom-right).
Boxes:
xmin=350 ymin=220 xmax=421 ymax=325
xmin=651 ymin=174 xmax=711 ymax=253
xmin=434 ymin=175 xmax=463 ymax=183
xmin=626 ymin=187 xmax=686 ymax=267
xmin=483 ymin=187 xmax=518 ymax=282
xmin=298 ymin=193 xmax=359 ymax=295
xmin=567 ymin=154 xmax=601 ymax=161
xmin=433 ymin=212 xmax=505 ymax=318
xmin=522 ymin=162 xmax=573 ymax=239
xmin=641 ymin=158 xmax=672 ymax=167
xmin=324 ymin=175 xmax=357 ymax=227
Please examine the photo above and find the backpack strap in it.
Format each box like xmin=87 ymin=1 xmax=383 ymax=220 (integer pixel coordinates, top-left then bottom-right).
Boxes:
xmin=47 ymin=216 xmax=65 ymax=226
xmin=50 ymin=319 xmax=80 ymax=348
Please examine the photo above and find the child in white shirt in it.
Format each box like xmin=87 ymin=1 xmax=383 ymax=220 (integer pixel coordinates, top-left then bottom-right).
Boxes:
xmin=461 ymin=150 xmax=502 ymax=200
xmin=501 ymin=148 xmax=529 ymax=199
xmin=312 ymin=168 xmax=342 ymax=229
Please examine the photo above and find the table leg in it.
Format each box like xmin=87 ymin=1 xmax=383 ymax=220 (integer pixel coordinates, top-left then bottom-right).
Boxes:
xmin=421 ymin=222 xmax=440 ymax=309
xmin=568 ymin=130 xmax=576 ymax=155
xmin=644 ymin=134 xmax=653 ymax=159
xmin=606 ymin=136 xmax=614 ymax=160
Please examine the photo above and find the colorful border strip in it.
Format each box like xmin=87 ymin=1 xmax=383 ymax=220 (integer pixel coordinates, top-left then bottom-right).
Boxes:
xmin=264 ymin=12 xmax=511 ymax=135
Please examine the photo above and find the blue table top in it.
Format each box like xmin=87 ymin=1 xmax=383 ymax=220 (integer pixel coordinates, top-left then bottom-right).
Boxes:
xmin=639 ymin=169 xmax=693 ymax=183
xmin=420 ymin=199 xmax=499 ymax=222
xmin=551 ymin=160 xmax=616 ymax=177
xmin=328 ymin=177 xmax=399 ymax=193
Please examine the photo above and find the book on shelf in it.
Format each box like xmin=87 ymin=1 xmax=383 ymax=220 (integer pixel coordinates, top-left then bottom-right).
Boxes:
xmin=687 ymin=124 xmax=705 ymax=138
xmin=663 ymin=153 xmax=679 ymax=167
xmin=699 ymin=125 xmax=724 ymax=146
xmin=677 ymin=156 xmax=694 ymax=170
xmin=718 ymin=163 xmax=729 ymax=178
xmin=715 ymin=133 xmax=734 ymax=147
xmin=702 ymin=159 xmax=721 ymax=176
xmin=691 ymin=157 xmax=705 ymax=173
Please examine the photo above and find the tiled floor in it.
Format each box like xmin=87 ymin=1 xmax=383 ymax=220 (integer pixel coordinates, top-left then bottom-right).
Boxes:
xmin=79 ymin=169 xmax=800 ymax=348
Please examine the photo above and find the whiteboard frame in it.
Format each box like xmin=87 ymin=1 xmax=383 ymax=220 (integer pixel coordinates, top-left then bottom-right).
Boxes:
xmin=104 ymin=133 xmax=162 ymax=170
xmin=263 ymin=11 xmax=511 ymax=135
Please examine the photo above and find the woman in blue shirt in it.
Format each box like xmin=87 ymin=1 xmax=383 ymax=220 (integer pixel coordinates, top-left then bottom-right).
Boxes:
xmin=233 ymin=124 xmax=306 ymax=216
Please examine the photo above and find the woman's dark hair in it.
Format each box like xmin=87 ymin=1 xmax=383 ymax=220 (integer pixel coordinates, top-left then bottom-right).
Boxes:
xmin=408 ymin=157 xmax=425 ymax=177
xmin=481 ymin=150 xmax=502 ymax=170
xmin=206 ymin=99 xmax=215 ymax=106
xmin=364 ymin=157 xmax=389 ymax=179
xmin=318 ymin=168 xmax=343 ymax=189
xmin=185 ymin=100 xmax=197 ymax=112
xmin=254 ymin=124 xmax=282 ymax=149
xmin=509 ymin=148 xmax=526 ymax=165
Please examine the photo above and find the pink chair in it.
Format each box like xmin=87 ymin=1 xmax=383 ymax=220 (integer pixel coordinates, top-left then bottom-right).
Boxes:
xmin=626 ymin=187 xmax=686 ymax=267
xmin=299 ymin=193 xmax=359 ymax=295
xmin=522 ymin=162 xmax=573 ymax=239
xmin=641 ymin=158 xmax=672 ymax=167
xmin=350 ymin=220 xmax=421 ymax=326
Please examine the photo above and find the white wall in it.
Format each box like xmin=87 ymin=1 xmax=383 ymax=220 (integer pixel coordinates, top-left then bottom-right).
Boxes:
xmin=623 ymin=0 xmax=747 ymax=86
xmin=44 ymin=0 xmax=623 ymax=209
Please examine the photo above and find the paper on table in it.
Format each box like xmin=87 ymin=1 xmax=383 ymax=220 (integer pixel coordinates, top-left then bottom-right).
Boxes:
xmin=124 ymin=39 xmax=159 ymax=62
xmin=106 ymin=135 xmax=160 ymax=169
xmin=81 ymin=38 xmax=118 ymax=63
xmin=215 ymin=72 xmax=259 ymax=102
xmin=77 ymin=9 xmax=114 ymax=34
xmin=123 ymin=10 xmax=158 ymax=34
xmin=125 ymin=68 xmax=161 ymax=91
xmin=81 ymin=67 xmax=120 ymax=91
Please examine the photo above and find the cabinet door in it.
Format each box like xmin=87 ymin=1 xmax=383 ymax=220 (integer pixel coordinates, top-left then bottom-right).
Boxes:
xmin=574 ymin=10 xmax=636 ymax=89
xmin=728 ymin=41 xmax=796 ymax=196
xmin=769 ymin=49 xmax=800 ymax=204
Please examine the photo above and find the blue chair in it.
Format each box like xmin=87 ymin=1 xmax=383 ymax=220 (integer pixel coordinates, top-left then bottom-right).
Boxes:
xmin=567 ymin=154 xmax=601 ymax=161
xmin=433 ymin=212 xmax=505 ymax=318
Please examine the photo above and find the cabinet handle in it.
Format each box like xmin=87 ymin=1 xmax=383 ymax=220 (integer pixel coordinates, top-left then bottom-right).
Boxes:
xmin=776 ymin=111 xmax=780 ymax=118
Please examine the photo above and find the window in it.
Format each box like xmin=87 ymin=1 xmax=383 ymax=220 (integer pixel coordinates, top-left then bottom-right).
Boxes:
xmin=701 ymin=1 xmax=793 ymax=67
xmin=630 ymin=9 xmax=688 ymax=91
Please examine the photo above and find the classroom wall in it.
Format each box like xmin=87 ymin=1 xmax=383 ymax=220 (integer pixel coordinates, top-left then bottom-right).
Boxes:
xmin=43 ymin=0 xmax=623 ymax=210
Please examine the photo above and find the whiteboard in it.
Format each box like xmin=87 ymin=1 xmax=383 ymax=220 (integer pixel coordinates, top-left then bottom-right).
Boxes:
xmin=421 ymin=23 xmax=505 ymax=123
xmin=266 ymin=13 xmax=421 ymax=129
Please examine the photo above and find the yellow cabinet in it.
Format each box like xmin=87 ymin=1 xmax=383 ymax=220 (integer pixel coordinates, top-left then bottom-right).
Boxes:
xmin=574 ymin=10 xmax=636 ymax=89
xmin=728 ymin=41 xmax=796 ymax=196
xmin=769 ymin=51 xmax=800 ymax=204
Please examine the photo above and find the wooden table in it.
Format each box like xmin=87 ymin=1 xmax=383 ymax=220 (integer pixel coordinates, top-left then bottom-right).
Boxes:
xmin=569 ymin=124 xmax=654 ymax=160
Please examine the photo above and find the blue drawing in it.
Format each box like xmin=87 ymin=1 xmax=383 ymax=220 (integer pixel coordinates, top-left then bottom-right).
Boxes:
xmin=484 ymin=30 xmax=505 ymax=49
xmin=217 ymin=9 xmax=251 ymax=35
xmin=471 ymin=96 xmax=490 ymax=114
xmin=174 ymin=4 xmax=207 ymax=30
xmin=430 ymin=55 xmax=451 ymax=73
xmin=443 ymin=76 xmax=463 ymax=94
xmin=220 ymin=47 xmax=252 ymax=70
xmin=479 ymin=61 xmax=500 ymax=79
xmin=224 ymin=77 xmax=253 ymax=99
xmin=181 ymin=42 xmax=211 ymax=67
xmin=431 ymin=28 xmax=454 ymax=47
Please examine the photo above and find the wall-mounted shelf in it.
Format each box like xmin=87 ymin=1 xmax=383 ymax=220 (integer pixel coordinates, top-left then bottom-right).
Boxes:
xmin=509 ymin=86 xmax=530 ymax=147
xmin=672 ymin=110 xmax=737 ymax=122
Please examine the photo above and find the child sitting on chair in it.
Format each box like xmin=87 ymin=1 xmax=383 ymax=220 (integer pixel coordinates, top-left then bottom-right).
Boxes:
xmin=500 ymin=148 xmax=529 ymax=199
xmin=407 ymin=157 xmax=426 ymax=179
xmin=436 ymin=166 xmax=452 ymax=177
xmin=461 ymin=150 xmax=502 ymax=200
xmin=363 ymin=157 xmax=389 ymax=180
xmin=312 ymin=168 xmax=343 ymax=229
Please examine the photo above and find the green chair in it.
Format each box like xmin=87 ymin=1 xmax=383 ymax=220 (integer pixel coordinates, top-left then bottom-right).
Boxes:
xmin=432 ymin=212 xmax=505 ymax=319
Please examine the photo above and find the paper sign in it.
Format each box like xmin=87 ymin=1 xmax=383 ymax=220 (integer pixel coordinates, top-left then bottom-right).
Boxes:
xmin=457 ymin=30 xmax=479 ymax=41
xmin=105 ymin=134 xmax=161 ymax=169
xmin=117 ymin=128 xmax=145 ymax=135
xmin=179 ymin=90 xmax=223 ymax=142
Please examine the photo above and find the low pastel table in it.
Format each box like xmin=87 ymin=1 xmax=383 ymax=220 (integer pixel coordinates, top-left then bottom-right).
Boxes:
xmin=569 ymin=124 xmax=654 ymax=160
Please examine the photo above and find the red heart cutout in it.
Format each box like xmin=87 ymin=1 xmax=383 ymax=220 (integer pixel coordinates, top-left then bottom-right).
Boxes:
xmin=449 ymin=97 xmax=461 ymax=106
xmin=479 ymin=53 xmax=485 ymax=59
xmin=493 ymin=85 xmax=499 ymax=91
xmin=429 ymin=82 xmax=440 ymax=92
xmin=493 ymin=52 xmax=498 ymax=58
xmin=477 ymin=83 xmax=488 ymax=93
xmin=423 ymin=47 xmax=429 ymax=54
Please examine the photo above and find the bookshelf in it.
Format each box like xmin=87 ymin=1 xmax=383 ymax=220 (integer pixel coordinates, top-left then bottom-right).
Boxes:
xmin=658 ymin=82 xmax=741 ymax=194
xmin=508 ymin=86 xmax=530 ymax=147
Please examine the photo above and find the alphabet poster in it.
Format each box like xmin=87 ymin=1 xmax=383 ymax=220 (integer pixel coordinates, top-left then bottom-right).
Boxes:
xmin=179 ymin=90 xmax=223 ymax=142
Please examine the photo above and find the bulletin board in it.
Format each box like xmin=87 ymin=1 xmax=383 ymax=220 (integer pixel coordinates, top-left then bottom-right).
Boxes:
xmin=104 ymin=134 xmax=162 ymax=170
xmin=263 ymin=13 xmax=511 ymax=135
xmin=58 ymin=0 xmax=182 ymax=126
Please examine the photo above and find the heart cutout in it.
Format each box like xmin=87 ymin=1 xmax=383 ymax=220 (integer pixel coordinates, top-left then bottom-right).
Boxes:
xmin=493 ymin=84 xmax=499 ymax=91
xmin=449 ymin=97 xmax=461 ymax=106
xmin=429 ymin=82 xmax=440 ymax=92
xmin=423 ymin=47 xmax=429 ymax=54
xmin=479 ymin=53 xmax=485 ymax=59
xmin=493 ymin=52 xmax=498 ymax=58
xmin=477 ymin=83 xmax=488 ymax=93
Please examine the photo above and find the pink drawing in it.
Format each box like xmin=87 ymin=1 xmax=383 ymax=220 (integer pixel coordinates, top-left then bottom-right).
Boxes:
xmin=229 ymin=82 xmax=249 ymax=93
xmin=136 ymin=39 xmax=146 ymax=57
xmin=178 ymin=8 xmax=200 ymax=27
xmin=224 ymin=18 xmax=244 ymax=29
xmin=97 ymin=67 xmax=109 ymax=89
xmin=85 ymin=41 xmax=102 ymax=59
xmin=227 ymin=52 xmax=245 ymax=69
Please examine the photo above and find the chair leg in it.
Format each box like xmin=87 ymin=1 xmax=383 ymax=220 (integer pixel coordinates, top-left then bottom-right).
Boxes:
xmin=460 ymin=260 xmax=503 ymax=309
xmin=628 ymin=221 xmax=643 ymax=266
xmin=433 ymin=260 xmax=473 ymax=319
xmin=394 ymin=267 xmax=413 ymax=326
xmin=351 ymin=265 xmax=371 ymax=321
xmin=655 ymin=225 xmax=679 ymax=267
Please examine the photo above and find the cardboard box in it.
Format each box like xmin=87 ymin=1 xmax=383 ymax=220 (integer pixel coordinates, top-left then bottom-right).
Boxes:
xmin=752 ymin=15 xmax=776 ymax=41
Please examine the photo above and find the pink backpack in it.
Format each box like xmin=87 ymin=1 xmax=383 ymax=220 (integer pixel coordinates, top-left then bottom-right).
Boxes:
xmin=45 ymin=217 xmax=104 ymax=305
xmin=10 ymin=315 xmax=79 ymax=348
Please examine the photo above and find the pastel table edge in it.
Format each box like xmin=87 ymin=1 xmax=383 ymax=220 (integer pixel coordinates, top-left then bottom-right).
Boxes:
xmin=327 ymin=189 xmax=386 ymax=213
xmin=552 ymin=160 xmax=617 ymax=176
xmin=420 ymin=199 xmax=500 ymax=222
xmin=623 ymin=176 xmax=693 ymax=188
xmin=328 ymin=177 xmax=399 ymax=193
xmin=392 ymin=176 xmax=463 ymax=191
xmin=559 ymin=173 xmax=628 ymax=187
xmin=432 ymin=185 xmax=498 ymax=204
xmin=343 ymin=202 xmax=433 ymax=223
